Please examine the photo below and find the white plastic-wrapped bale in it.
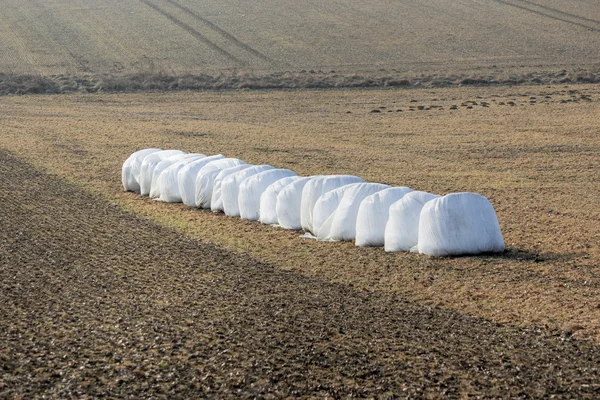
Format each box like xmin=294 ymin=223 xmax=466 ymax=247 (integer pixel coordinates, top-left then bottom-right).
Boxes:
xmin=195 ymin=158 xmax=246 ymax=209
xmin=222 ymin=165 xmax=275 ymax=217
xmin=384 ymin=191 xmax=440 ymax=253
xmin=177 ymin=155 xmax=226 ymax=207
xmin=238 ymin=169 xmax=298 ymax=221
xmin=149 ymin=154 xmax=189 ymax=199
xmin=211 ymin=164 xmax=254 ymax=212
xmin=417 ymin=192 xmax=505 ymax=256
xmin=317 ymin=183 xmax=390 ymax=242
xmin=158 ymin=155 xmax=206 ymax=203
xmin=301 ymin=175 xmax=365 ymax=234
xmin=122 ymin=148 xmax=162 ymax=193
xmin=259 ymin=176 xmax=302 ymax=225
xmin=355 ymin=187 xmax=413 ymax=247
xmin=276 ymin=177 xmax=315 ymax=230
xmin=312 ymin=184 xmax=361 ymax=237
xmin=139 ymin=150 xmax=186 ymax=195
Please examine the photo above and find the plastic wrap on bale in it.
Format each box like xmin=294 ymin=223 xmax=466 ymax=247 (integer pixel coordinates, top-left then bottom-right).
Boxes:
xmin=122 ymin=148 xmax=162 ymax=193
xmin=177 ymin=155 xmax=226 ymax=207
xmin=355 ymin=187 xmax=413 ymax=247
xmin=317 ymin=183 xmax=389 ymax=242
xmin=384 ymin=191 xmax=440 ymax=252
xmin=211 ymin=164 xmax=254 ymax=212
xmin=417 ymin=192 xmax=505 ymax=256
xmin=275 ymin=177 xmax=315 ymax=230
xmin=312 ymin=184 xmax=361 ymax=237
xmin=149 ymin=154 xmax=189 ymax=199
xmin=238 ymin=169 xmax=298 ymax=221
xmin=300 ymin=175 xmax=365 ymax=234
xmin=259 ymin=176 xmax=302 ymax=225
xmin=195 ymin=158 xmax=246 ymax=209
xmin=221 ymin=165 xmax=275 ymax=217
xmin=139 ymin=150 xmax=186 ymax=196
xmin=158 ymin=155 xmax=206 ymax=203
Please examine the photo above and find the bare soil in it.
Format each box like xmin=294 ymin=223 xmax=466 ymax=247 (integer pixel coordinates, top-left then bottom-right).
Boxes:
xmin=1 ymin=85 xmax=599 ymax=342
xmin=2 ymin=150 xmax=600 ymax=398
xmin=1 ymin=0 xmax=600 ymax=76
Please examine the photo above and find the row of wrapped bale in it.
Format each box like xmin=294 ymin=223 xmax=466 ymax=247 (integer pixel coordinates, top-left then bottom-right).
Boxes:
xmin=123 ymin=149 xmax=505 ymax=256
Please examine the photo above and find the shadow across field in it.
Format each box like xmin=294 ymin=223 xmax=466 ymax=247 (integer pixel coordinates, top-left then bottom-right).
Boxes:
xmin=2 ymin=67 xmax=600 ymax=95
xmin=1 ymin=85 xmax=598 ymax=343
xmin=3 ymin=149 xmax=600 ymax=398
xmin=474 ymin=247 xmax=577 ymax=263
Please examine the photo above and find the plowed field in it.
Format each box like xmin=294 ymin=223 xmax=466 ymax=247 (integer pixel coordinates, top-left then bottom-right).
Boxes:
xmin=1 ymin=84 xmax=599 ymax=397
xmin=3 ymin=141 xmax=600 ymax=398
xmin=2 ymin=0 xmax=600 ymax=75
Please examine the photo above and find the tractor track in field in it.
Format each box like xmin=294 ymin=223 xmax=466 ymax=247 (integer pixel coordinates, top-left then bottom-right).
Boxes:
xmin=2 ymin=149 xmax=600 ymax=398
xmin=490 ymin=0 xmax=600 ymax=32
xmin=162 ymin=0 xmax=279 ymax=66
xmin=137 ymin=0 xmax=247 ymax=67
xmin=512 ymin=0 xmax=600 ymax=25
xmin=26 ymin=0 xmax=93 ymax=73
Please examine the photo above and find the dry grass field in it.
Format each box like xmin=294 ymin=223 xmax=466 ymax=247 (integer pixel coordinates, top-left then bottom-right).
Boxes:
xmin=2 ymin=0 xmax=600 ymax=95
xmin=2 ymin=84 xmax=599 ymax=396
xmin=2 ymin=84 xmax=598 ymax=332
xmin=2 ymin=0 xmax=600 ymax=75
xmin=2 ymin=0 xmax=600 ymax=396
xmin=3 ymin=147 xmax=600 ymax=398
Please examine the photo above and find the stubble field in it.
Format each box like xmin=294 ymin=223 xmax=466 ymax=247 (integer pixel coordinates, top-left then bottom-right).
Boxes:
xmin=2 ymin=1 xmax=600 ymax=395
xmin=3 ymin=0 xmax=600 ymax=96
xmin=2 ymin=0 xmax=600 ymax=76
xmin=2 ymin=83 xmax=599 ymax=331
xmin=2 ymin=83 xmax=599 ymax=397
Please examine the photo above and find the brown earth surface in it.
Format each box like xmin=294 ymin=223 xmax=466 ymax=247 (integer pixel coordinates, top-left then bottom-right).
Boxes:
xmin=3 ymin=149 xmax=600 ymax=398
xmin=0 ymin=85 xmax=598 ymax=344
xmin=2 ymin=0 xmax=600 ymax=76
xmin=2 ymin=0 xmax=600 ymax=95
xmin=0 ymin=84 xmax=599 ymax=396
